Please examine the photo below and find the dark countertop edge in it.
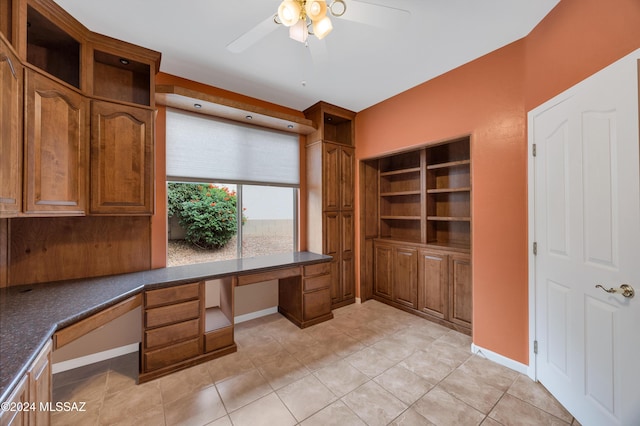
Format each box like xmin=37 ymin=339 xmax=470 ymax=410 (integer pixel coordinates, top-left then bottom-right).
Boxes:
xmin=0 ymin=251 xmax=331 ymax=403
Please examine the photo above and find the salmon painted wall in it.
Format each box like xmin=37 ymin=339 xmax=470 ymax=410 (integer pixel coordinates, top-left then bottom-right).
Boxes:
xmin=354 ymin=0 xmax=640 ymax=364
xmin=355 ymin=41 xmax=528 ymax=363
xmin=150 ymin=74 xmax=309 ymax=268
xmin=525 ymin=0 xmax=640 ymax=112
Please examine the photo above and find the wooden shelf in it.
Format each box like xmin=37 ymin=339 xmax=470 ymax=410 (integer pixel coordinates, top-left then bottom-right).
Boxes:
xmin=381 ymin=190 xmax=422 ymax=197
xmin=427 ymin=187 xmax=471 ymax=194
xmin=426 ymin=159 xmax=471 ymax=170
xmin=156 ymin=84 xmax=316 ymax=135
xmin=205 ymin=306 xmax=232 ymax=333
xmin=427 ymin=216 xmax=471 ymax=222
xmin=381 ymin=216 xmax=422 ymax=220
xmin=379 ymin=167 xmax=421 ymax=177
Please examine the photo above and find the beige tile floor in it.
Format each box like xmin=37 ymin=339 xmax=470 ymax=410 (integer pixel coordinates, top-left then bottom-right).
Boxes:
xmin=52 ymin=300 xmax=581 ymax=426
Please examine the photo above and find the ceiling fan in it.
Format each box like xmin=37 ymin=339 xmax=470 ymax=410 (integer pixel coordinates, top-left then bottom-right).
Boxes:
xmin=226 ymin=0 xmax=411 ymax=53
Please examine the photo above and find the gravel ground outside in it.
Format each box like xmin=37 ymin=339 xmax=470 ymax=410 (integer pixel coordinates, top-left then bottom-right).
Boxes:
xmin=167 ymin=236 xmax=294 ymax=266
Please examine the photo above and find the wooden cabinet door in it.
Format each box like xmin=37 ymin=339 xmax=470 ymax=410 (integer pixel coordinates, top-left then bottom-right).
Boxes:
xmin=323 ymin=212 xmax=340 ymax=302
xmin=28 ymin=340 xmax=51 ymax=426
xmin=322 ymin=143 xmax=340 ymax=211
xmin=340 ymin=146 xmax=354 ymax=210
xmin=449 ymin=253 xmax=472 ymax=328
xmin=0 ymin=375 xmax=28 ymax=426
xmin=90 ymin=101 xmax=154 ymax=214
xmin=0 ymin=39 xmax=22 ymax=217
xmin=393 ymin=246 xmax=418 ymax=308
xmin=373 ymin=243 xmax=393 ymax=299
xmin=340 ymin=211 xmax=354 ymax=300
xmin=24 ymin=69 xmax=87 ymax=215
xmin=418 ymin=250 xmax=448 ymax=319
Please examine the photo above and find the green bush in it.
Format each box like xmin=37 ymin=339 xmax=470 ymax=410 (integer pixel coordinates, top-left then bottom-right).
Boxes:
xmin=168 ymin=183 xmax=239 ymax=249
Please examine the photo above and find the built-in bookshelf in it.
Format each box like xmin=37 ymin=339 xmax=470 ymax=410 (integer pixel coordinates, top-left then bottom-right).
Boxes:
xmin=378 ymin=137 xmax=471 ymax=250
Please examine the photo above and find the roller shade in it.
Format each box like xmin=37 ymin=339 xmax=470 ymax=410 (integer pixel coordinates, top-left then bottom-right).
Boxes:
xmin=166 ymin=108 xmax=300 ymax=186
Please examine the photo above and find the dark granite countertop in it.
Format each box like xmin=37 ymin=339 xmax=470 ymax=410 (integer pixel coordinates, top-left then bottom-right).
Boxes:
xmin=0 ymin=251 xmax=331 ymax=403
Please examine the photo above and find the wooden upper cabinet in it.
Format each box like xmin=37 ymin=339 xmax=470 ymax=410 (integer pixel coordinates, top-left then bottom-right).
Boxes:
xmin=0 ymin=35 xmax=22 ymax=217
xmin=0 ymin=1 xmax=15 ymax=44
xmin=340 ymin=145 xmax=354 ymax=210
xmin=323 ymin=143 xmax=340 ymax=211
xmin=2 ymin=1 xmax=161 ymax=217
xmin=24 ymin=68 xmax=87 ymax=215
xmin=90 ymin=100 xmax=154 ymax=215
xmin=322 ymin=143 xmax=354 ymax=211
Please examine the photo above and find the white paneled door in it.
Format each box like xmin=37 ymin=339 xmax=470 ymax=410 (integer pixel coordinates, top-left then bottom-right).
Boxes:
xmin=530 ymin=51 xmax=640 ymax=426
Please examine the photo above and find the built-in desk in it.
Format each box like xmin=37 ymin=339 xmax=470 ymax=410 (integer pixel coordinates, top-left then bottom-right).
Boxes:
xmin=0 ymin=252 xmax=332 ymax=406
xmin=139 ymin=257 xmax=334 ymax=382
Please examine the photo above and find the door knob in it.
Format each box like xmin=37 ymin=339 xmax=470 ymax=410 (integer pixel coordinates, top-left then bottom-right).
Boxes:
xmin=595 ymin=284 xmax=635 ymax=298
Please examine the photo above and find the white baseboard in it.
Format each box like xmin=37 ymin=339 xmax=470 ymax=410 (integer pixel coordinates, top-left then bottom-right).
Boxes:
xmin=52 ymin=343 xmax=139 ymax=374
xmin=234 ymin=306 xmax=278 ymax=324
xmin=355 ymin=297 xmax=362 ymax=304
xmin=471 ymin=343 xmax=529 ymax=375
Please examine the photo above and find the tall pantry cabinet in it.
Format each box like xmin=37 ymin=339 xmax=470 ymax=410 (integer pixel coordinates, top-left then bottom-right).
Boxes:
xmin=305 ymin=102 xmax=356 ymax=309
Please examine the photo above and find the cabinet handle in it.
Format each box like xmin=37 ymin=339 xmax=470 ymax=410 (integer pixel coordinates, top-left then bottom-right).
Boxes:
xmin=0 ymin=54 xmax=18 ymax=80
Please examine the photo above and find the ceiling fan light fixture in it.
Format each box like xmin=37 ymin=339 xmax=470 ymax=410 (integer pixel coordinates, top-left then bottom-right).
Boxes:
xmin=289 ymin=19 xmax=309 ymax=43
xmin=313 ymin=15 xmax=333 ymax=39
xmin=305 ymin=0 xmax=327 ymax=21
xmin=278 ymin=0 xmax=302 ymax=27
xmin=329 ymin=0 xmax=346 ymax=17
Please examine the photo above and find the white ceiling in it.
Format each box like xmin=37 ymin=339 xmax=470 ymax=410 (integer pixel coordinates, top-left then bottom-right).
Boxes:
xmin=54 ymin=0 xmax=560 ymax=113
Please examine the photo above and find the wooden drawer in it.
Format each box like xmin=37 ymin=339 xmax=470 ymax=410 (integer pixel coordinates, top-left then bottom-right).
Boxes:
xmin=143 ymin=337 xmax=201 ymax=372
xmin=144 ymin=318 xmax=200 ymax=349
xmin=204 ymin=326 xmax=234 ymax=353
xmin=237 ymin=266 xmax=300 ymax=286
xmin=303 ymin=273 xmax=330 ymax=292
xmin=303 ymin=262 xmax=330 ymax=277
xmin=145 ymin=300 xmax=200 ymax=328
xmin=145 ymin=282 xmax=200 ymax=308
xmin=303 ymin=288 xmax=331 ymax=321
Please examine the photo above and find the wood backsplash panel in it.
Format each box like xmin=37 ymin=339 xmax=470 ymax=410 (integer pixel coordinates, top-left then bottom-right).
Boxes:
xmin=9 ymin=216 xmax=151 ymax=286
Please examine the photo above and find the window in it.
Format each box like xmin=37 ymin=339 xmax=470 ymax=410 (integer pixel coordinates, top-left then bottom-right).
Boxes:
xmin=165 ymin=108 xmax=299 ymax=266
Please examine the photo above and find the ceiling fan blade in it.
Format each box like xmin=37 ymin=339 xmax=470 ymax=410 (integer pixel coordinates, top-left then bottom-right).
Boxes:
xmin=226 ymin=14 xmax=279 ymax=53
xmin=339 ymin=1 xmax=410 ymax=28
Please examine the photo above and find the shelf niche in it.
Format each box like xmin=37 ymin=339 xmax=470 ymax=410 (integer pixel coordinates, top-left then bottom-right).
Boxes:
xmin=203 ymin=278 xmax=234 ymax=354
xmin=26 ymin=5 xmax=80 ymax=88
xmin=93 ymin=50 xmax=151 ymax=106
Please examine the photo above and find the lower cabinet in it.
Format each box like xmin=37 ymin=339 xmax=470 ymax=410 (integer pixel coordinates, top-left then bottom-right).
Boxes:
xmin=448 ymin=254 xmax=472 ymax=329
xmin=373 ymin=239 xmax=472 ymax=334
xmin=418 ymin=250 xmax=448 ymax=320
xmin=0 ymin=340 xmax=52 ymax=426
xmin=140 ymin=281 xmax=237 ymax=382
xmin=278 ymin=262 xmax=334 ymax=328
xmin=324 ymin=211 xmax=355 ymax=308
xmin=373 ymin=242 xmax=418 ymax=308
